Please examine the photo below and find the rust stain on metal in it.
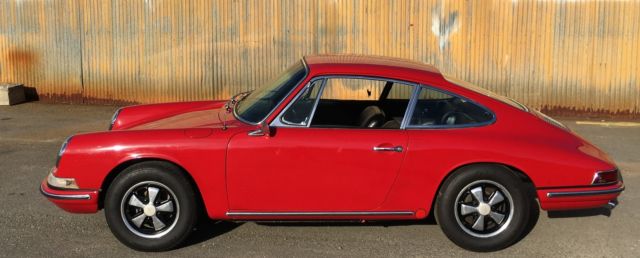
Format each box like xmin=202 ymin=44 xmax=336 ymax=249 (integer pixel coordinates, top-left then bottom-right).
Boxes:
xmin=6 ymin=49 xmax=36 ymax=65
xmin=0 ymin=0 xmax=638 ymax=117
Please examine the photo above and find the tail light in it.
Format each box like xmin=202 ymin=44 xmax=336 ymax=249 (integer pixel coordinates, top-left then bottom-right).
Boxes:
xmin=592 ymin=169 xmax=619 ymax=185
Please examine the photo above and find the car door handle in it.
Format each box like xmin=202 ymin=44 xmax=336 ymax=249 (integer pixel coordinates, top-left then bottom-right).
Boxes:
xmin=373 ymin=146 xmax=404 ymax=152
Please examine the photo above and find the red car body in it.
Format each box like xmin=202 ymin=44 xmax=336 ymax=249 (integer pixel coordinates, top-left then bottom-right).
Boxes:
xmin=41 ymin=55 xmax=624 ymax=250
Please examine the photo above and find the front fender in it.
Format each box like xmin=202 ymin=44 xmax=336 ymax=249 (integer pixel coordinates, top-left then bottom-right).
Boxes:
xmin=55 ymin=128 xmax=238 ymax=219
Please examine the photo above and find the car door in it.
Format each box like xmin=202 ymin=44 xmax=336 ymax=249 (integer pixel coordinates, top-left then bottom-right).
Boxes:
xmin=226 ymin=77 xmax=416 ymax=212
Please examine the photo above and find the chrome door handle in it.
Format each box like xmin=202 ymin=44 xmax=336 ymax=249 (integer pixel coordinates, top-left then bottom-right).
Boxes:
xmin=373 ymin=146 xmax=403 ymax=152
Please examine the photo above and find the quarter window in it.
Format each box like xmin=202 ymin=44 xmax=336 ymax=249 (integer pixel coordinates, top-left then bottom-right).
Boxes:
xmin=280 ymin=80 xmax=323 ymax=126
xmin=409 ymin=87 xmax=493 ymax=127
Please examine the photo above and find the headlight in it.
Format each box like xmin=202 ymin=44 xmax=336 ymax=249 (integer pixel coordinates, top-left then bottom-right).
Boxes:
xmin=55 ymin=136 xmax=72 ymax=168
xmin=109 ymin=108 xmax=121 ymax=130
xmin=47 ymin=169 xmax=79 ymax=189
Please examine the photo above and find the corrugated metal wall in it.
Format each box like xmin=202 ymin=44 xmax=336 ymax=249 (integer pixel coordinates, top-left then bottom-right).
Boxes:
xmin=0 ymin=0 xmax=638 ymax=116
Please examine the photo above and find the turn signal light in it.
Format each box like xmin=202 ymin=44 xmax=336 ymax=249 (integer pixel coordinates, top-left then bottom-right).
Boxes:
xmin=47 ymin=169 xmax=79 ymax=189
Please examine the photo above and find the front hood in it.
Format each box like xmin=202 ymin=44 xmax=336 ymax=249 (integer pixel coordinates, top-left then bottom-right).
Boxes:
xmin=112 ymin=100 xmax=247 ymax=131
xmin=129 ymin=108 xmax=243 ymax=130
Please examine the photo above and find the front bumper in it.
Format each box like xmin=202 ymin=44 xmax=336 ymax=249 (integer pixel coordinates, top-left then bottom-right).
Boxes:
xmin=537 ymin=181 xmax=625 ymax=210
xmin=40 ymin=180 xmax=99 ymax=213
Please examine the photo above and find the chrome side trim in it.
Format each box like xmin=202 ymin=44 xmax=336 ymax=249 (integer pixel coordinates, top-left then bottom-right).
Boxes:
xmin=40 ymin=185 xmax=91 ymax=200
xmin=546 ymin=185 xmax=625 ymax=198
xmin=226 ymin=211 xmax=415 ymax=217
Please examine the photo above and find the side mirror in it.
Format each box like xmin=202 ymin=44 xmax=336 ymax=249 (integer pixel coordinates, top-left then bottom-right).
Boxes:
xmin=248 ymin=121 xmax=271 ymax=137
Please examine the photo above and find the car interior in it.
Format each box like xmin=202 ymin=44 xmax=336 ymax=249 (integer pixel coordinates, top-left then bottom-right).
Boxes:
xmin=312 ymin=98 xmax=409 ymax=128
xmin=280 ymin=78 xmax=493 ymax=129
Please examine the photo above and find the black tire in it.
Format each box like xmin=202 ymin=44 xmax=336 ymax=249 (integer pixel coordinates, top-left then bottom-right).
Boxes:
xmin=435 ymin=164 xmax=532 ymax=252
xmin=104 ymin=161 xmax=198 ymax=251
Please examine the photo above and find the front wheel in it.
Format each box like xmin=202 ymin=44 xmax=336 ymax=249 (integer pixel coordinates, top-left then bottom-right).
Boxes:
xmin=104 ymin=161 xmax=198 ymax=251
xmin=435 ymin=165 xmax=533 ymax=252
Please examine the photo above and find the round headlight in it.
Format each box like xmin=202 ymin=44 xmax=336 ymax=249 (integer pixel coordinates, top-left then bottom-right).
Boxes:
xmin=55 ymin=136 xmax=72 ymax=168
xmin=109 ymin=108 xmax=121 ymax=130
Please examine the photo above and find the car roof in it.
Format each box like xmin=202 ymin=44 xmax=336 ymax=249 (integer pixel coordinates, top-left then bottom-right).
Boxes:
xmin=303 ymin=55 xmax=442 ymax=79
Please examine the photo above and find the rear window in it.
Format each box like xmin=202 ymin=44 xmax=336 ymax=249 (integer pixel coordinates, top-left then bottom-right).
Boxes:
xmin=443 ymin=75 xmax=528 ymax=111
xmin=409 ymin=86 xmax=494 ymax=127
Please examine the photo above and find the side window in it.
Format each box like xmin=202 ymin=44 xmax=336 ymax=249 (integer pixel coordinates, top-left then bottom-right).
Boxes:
xmin=409 ymin=87 xmax=493 ymax=127
xmin=311 ymin=78 xmax=414 ymax=129
xmin=320 ymin=78 xmax=386 ymax=100
xmin=280 ymin=80 xmax=323 ymax=126
xmin=386 ymin=84 xmax=414 ymax=100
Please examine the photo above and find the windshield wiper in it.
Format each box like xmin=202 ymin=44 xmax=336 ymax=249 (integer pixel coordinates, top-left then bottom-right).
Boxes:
xmin=219 ymin=90 xmax=253 ymax=130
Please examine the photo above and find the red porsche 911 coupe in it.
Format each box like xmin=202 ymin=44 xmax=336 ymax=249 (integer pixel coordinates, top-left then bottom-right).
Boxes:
xmin=41 ymin=55 xmax=624 ymax=252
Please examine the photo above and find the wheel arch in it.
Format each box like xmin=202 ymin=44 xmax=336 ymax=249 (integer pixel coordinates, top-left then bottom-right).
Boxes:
xmin=98 ymin=158 xmax=206 ymax=214
xmin=429 ymin=162 xmax=537 ymax=214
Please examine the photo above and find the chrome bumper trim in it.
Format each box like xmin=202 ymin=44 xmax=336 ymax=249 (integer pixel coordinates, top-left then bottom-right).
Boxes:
xmin=546 ymin=185 xmax=625 ymax=198
xmin=40 ymin=184 xmax=91 ymax=200
xmin=226 ymin=211 xmax=414 ymax=217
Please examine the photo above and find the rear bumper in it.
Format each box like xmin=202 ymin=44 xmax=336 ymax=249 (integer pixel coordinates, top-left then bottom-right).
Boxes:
xmin=40 ymin=180 xmax=99 ymax=213
xmin=537 ymin=181 xmax=625 ymax=211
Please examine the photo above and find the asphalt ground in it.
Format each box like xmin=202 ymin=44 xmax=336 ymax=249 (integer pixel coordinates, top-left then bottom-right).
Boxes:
xmin=0 ymin=102 xmax=638 ymax=257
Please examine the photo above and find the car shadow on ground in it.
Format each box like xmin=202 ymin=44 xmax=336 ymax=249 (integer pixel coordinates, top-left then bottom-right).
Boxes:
xmin=547 ymin=206 xmax=612 ymax=218
xmin=178 ymin=200 xmax=544 ymax=249
xmin=178 ymin=218 xmax=441 ymax=249
xmin=179 ymin=220 xmax=244 ymax=248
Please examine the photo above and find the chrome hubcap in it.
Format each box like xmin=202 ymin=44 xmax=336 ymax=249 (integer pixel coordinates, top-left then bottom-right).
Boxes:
xmin=454 ymin=180 xmax=514 ymax=238
xmin=143 ymin=204 xmax=157 ymax=217
xmin=120 ymin=181 xmax=179 ymax=239
xmin=477 ymin=202 xmax=491 ymax=216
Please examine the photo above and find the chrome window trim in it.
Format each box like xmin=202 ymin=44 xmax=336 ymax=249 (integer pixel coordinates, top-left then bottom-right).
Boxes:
xmin=404 ymin=84 xmax=497 ymax=129
xmin=226 ymin=211 xmax=415 ymax=217
xmin=271 ymin=75 xmax=419 ymax=130
xmin=546 ymin=185 xmax=625 ymax=198
xmin=234 ymin=59 xmax=310 ymax=126
xmin=400 ymin=85 xmax=421 ymax=129
xmin=306 ymin=79 xmax=327 ymax=127
xmin=271 ymin=78 xmax=327 ymax=128
xmin=40 ymin=184 xmax=91 ymax=200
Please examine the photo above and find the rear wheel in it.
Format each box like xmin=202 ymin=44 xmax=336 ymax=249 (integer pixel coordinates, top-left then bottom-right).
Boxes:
xmin=435 ymin=164 xmax=532 ymax=252
xmin=104 ymin=161 xmax=197 ymax=251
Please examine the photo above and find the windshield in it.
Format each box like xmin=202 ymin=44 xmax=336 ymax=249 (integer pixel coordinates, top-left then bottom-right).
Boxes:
xmin=443 ymin=75 xmax=528 ymax=111
xmin=235 ymin=61 xmax=308 ymax=124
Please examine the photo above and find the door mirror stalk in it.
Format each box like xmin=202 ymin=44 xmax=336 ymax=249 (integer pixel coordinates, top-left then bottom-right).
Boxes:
xmin=248 ymin=121 xmax=271 ymax=137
